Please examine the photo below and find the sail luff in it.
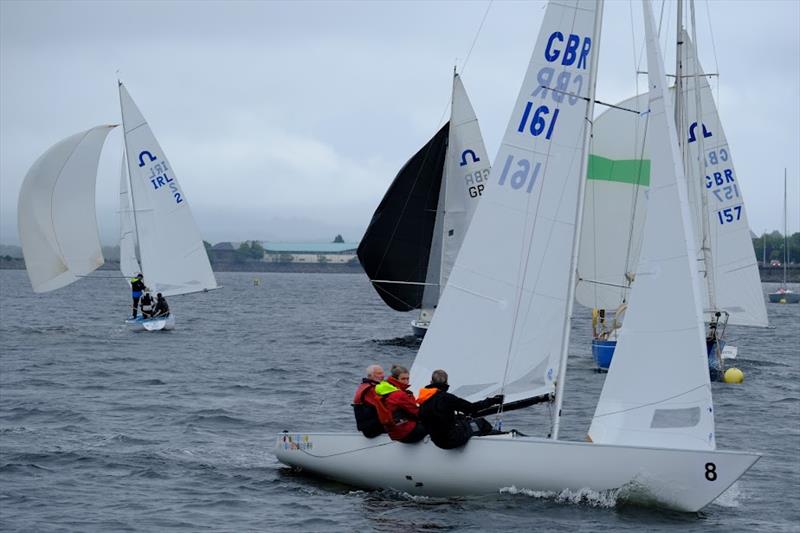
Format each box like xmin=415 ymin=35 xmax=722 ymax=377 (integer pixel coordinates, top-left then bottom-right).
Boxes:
xmin=551 ymin=0 xmax=604 ymax=440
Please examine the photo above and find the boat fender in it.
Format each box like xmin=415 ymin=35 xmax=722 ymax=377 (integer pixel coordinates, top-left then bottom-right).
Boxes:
xmin=723 ymin=367 xmax=744 ymax=384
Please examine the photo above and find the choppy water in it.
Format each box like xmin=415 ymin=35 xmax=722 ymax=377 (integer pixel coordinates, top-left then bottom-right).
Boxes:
xmin=1 ymin=270 xmax=798 ymax=532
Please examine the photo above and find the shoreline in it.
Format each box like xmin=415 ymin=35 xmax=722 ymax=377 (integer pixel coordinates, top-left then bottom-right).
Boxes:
xmin=2 ymin=257 xmax=799 ymax=281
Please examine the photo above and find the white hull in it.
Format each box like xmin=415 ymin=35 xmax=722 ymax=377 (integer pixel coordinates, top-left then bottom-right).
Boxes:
xmin=125 ymin=314 xmax=175 ymax=332
xmin=410 ymin=319 xmax=429 ymax=338
xmin=274 ymin=432 xmax=759 ymax=512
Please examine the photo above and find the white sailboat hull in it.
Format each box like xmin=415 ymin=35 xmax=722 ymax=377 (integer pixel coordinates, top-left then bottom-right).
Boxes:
xmin=274 ymin=432 xmax=759 ymax=512
xmin=125 ymin=314 xmax=175 ymax=332
xmin=410 ymin=319 xmax=429 ymax=337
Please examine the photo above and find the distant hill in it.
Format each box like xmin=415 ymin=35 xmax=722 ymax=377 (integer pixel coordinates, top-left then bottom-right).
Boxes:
xmin=0 ymin=244 xmax=22 ymax=258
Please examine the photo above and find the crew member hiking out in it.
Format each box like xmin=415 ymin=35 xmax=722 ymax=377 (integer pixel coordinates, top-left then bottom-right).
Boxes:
xmin=418 ymin=369 xmax=504 ymax=449
xmin=130 ymin=273 xmax=146 ymax=319
xmin=375 ymin=365 xmax=427 ymax=443
xmin=153 ymin=293 xmax=170 ymax=318
xmin=352 ymin=364 xmax=387 ymax=438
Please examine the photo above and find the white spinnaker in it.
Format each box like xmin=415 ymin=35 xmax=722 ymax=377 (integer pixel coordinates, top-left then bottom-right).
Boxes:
xmin=578 ymin=32 xmax=767 ymax=327
xmin=18 ymin=125 xmax=115 ymax=293
xmin=576 ymin=106 xmax=650 ymax=311
xmin=119 ymin=150 xmax=141 ymax=278
xmin=440 ymin=73 xmax=491 ymax=290
xmin=679 ymin=30 xmax=767 ymax=327
xmin=119 ymin=83 xmax=217 ymax=297
xmin=411 ymin=1 xmax=601 ymax=404
xmin=588 ymin=1 xmax=715 ymax=451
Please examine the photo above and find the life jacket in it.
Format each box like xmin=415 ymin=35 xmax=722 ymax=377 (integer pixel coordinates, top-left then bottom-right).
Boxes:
xmin=352 ymin=381 xmax=389 ymax=437
xmin=130 ymin=277 xmax=145 ymax=293
xmin=141 ymin=295 xmax=154 ymax=312
xmin=417 ymin=387 xmax=440 ymax=405
xmin=375 ymin=379 xmax=417 ymax=426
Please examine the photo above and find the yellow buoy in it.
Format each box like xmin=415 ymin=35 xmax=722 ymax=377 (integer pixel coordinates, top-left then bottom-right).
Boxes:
xmin=723 ymin=367 xmax=744 ymax=384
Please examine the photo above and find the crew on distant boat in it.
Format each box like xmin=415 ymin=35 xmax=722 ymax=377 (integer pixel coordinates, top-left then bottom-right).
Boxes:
xmin=375 ymin=365 xmax=427 ymax=443
xmin=418 ymin=369 xmax=504 ymax=449
xmin=140 ymin=291 xmax=154 ymax=318
xmin=130 ymin=273 xmax=146 ymax=319
xmin=352 ymin=364 xmax=387 ymax=438
xmin=152 ymin=293 xmax=170 ymax=318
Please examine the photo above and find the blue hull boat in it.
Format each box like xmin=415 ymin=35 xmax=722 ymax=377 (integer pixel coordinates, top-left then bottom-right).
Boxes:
xmin=592 ymin=337 xmax=727 ymax=380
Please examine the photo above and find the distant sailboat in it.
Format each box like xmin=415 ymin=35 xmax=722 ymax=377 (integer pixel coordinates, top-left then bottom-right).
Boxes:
xmin=768 ymin=170 xmax=799 ymax=304
xmin=17 ymin=82 xmax=217 ymax=330
xmin=358 ymin=72 xmax=490 ymax=337
xmin=275 ymin=0 xmax=759 ymax=512
xmin=577 ymin=2 xmax=768 ymax=371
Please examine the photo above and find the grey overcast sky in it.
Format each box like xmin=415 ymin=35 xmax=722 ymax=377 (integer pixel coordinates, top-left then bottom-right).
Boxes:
xmin=1 ymin=0 xmax=798 ymax=245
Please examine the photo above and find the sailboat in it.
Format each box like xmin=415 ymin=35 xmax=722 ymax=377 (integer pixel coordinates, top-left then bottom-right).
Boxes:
xmin=357 ymin=72 xmax=490 ymax=337
xmin=768 ymin=170 xmax=799 ymax=303
xmin=577 ymin=2 xmax=768 ymax=371
xmin=17 ymin=82 xmax=217 ymax=330
xmin=274 ymin=0 xmax=759 ymax=512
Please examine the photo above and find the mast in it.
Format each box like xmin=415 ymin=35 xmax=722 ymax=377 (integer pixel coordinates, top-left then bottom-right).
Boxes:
xmin=689 ymin=0 xmax=717 ymax=313
xmin=552 ymin=0 xmax=604 ymax=440
xmin=675 ymin=0 xmax=684 ymax=154
xmin=118 ymin=80 xmax=142 ymax=272
xmin=784 ymin=168 xmax=788 ymax=287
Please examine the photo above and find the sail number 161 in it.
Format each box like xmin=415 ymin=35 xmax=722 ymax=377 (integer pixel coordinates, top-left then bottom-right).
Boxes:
xmin=517 ymin=102 xmax=560 ymax=140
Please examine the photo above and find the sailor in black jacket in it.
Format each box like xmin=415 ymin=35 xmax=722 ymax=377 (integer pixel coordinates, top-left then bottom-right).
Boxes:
xmin=418 ymin=369 xmax=503 ymax=449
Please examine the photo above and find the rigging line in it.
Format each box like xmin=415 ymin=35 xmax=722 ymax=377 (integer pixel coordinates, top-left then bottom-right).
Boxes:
xmin=703 ymin=0 xmax=721 ymax=105
xmin=369 ymin=0 xmax=494 ymax=274
xmin=370 ymin=279 xmax=438 ymax=287
xmin=577 ymin=277 xmax=633 ymax=290
xmin=372 ymin=282 xmax=419 ymax=311
xmin=538 ymin=86 xmax=642 ymax=114
xmin=459 ymin=0 xmax=493 ymax=77
xmin=593 ymin=383 xmax=710 ymax=419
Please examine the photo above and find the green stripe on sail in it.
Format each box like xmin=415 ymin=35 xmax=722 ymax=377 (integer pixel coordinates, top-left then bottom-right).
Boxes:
xmin=587 ymin=155 xmax=650 ymax=186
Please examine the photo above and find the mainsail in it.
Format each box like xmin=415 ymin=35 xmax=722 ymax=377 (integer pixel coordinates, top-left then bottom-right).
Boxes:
xmin=588 ymin=0 xmax=715 ymax=450
xmin=119 ymin=83 xmax=217 ymax=297
xmin=411 ymin=0 xmax=601 ymax=406
xmin=18 ymin=125 xmax=116 ymax=293
xmin=357 ymin=124 xmax=449 ymax=311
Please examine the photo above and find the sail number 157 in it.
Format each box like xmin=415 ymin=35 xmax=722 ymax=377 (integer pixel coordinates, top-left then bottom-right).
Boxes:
xmin=716 ymin=205 xmax=742 ymax=225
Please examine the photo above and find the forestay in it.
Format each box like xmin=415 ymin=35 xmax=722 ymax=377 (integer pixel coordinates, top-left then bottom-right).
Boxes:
xmin=18 ymin=125 xmax=116 ymax=293
xmin=119 ymin=83 xmax=217 ymax=297
xmin=412 ymin=1 xmax=601 ymax=405
xmin=118 ymin=150 xmax=142 ymax=278
xmin=588 ymin=2 xmax=714 ymax=451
